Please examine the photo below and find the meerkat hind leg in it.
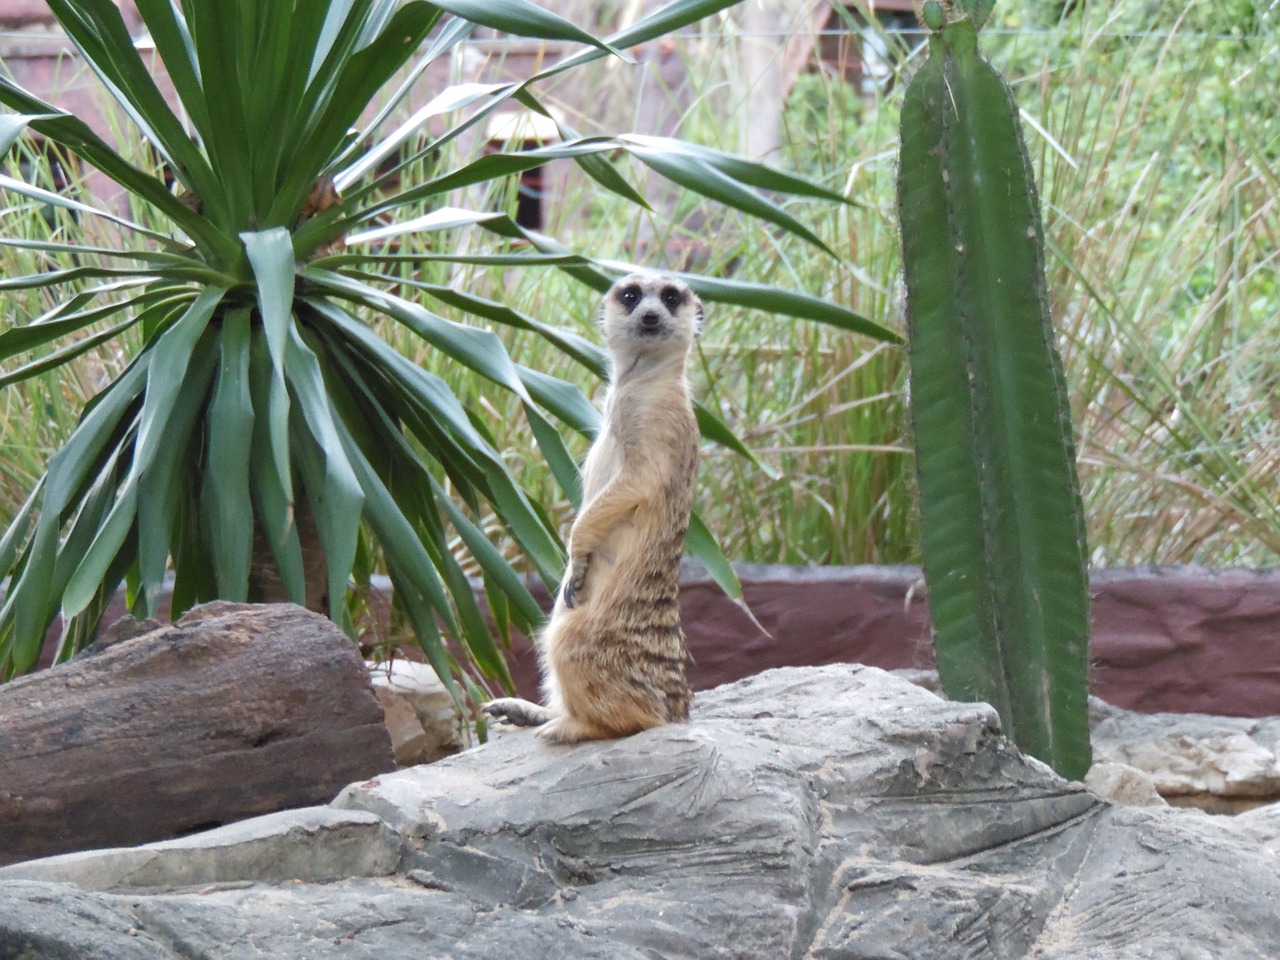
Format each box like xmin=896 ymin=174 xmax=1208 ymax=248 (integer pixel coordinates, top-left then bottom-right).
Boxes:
xmin=483 ymin=697 xmax=553 ymax=728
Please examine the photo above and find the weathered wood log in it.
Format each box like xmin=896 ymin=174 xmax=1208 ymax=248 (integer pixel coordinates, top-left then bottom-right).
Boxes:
xmin=0 ymin=602 xmax=394 ymax=866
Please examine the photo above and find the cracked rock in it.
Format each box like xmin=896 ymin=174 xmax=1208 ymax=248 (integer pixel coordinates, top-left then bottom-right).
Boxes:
xmin=2 ymin=664 xmax=1278 ymax=959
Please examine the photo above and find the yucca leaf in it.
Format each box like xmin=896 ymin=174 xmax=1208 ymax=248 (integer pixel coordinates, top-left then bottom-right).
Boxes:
xmin=247 ymin=330 xmax=305 ymax=606
xmin=686 ymin=511 xmax=745 ymax=603
xmin=45 ymin=0 xmax=218 ymax=203
xmin=0 ymin=83 xmax=230 ymax=254
xmin=623 ymin=267 xmax=900 ymax=343
xmin=620 ymin=142 xmax=840 ymax=258
xmin=308 ymin=298 xmax=564 ymax=584
xmin=538 ymin=0 xmax=740 ymax=80
xmin=47 ymin=447 xmax=133 ymax=643
xmin=512 ymin=366 xmax=600 ymax=437
xmin=0 ymin=172 xmax=177 ymax=247
xmin=0 ymin=479 xmax=44 ymax=587
xmin=1 ymin=360 xmax=148 ymax=671
xmin=348 ymin=271 xmax=608 ymax=374
xmin=410 ymin=479 xmax=513 ymax=687
xmin=511 ymin=88 xmax=652 ymax=209
xmin=619 ymin=134 xmax=860 ymax=207
xmin=331 ymin=15 xmax=473 ymax=179
xmin=135 ymin=329 xmax=220 ymax=617
xmin=201 ymin=308 xmax=255 ymax=601
xmin=133 ymin=286 xmax=224 ymax=472
xmin=0 ymin=288 xmax=179 ymax=365
xmin=280 ymin=3 xmax=439 ymax=223
xmin=433 ymin=0 xmax=631 ymax=61
xmin=131 ymin=0 xmax=209 ymax=137
xmin=332 ymin=415 xmax=459 ymax=636
xmin=60 ymin=478 xmax=138 ymax=623
xmin=304 ymin=268 xmax=535 ymax=405
xmin=0 ymin=113 xmax=57 ymax=154
xmin=694 ymin=405 xmax=761 ymax=465
xmin=285 ymin=326 xmax=365 ymax=624
xmin=429 ymin=476 xmax=544 ymax=633
xmin=242 ymin=228 xmax=297 ymax=504
xmin=522 ymin=403 xmax=583 ymax=509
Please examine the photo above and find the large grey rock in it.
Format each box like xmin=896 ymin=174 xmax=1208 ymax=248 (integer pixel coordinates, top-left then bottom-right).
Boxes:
xmin=2 ymin=665 xmax=1278 ymax=959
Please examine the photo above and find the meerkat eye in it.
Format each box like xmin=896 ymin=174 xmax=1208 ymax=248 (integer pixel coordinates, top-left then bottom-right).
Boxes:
xmin=661 ymin=287 xmax=683 ymax=309
xmin=618 ymin=285 xmax=641 ymax=307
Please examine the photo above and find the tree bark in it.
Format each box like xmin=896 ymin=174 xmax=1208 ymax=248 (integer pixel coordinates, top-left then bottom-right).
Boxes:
xmin=0 ymin=602 xmax=393 ymax=866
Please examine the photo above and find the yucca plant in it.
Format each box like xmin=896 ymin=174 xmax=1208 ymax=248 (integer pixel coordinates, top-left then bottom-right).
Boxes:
xmin=0 ymin=0 xmax=895 ymax=703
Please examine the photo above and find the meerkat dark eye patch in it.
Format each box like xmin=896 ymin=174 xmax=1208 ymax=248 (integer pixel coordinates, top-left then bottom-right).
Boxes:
xmin=661 ymin=286 xmax=684 ymax=309
xmin=618 ymin=284 xmax=642 ymax=308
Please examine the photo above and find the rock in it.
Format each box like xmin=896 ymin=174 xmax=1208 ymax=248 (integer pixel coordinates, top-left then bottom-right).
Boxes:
xmin=894 ymin=667 xmax=1280 ymax=812
xmin=1090 ymin=698 xmax=1280 ymax=813
xmin=0 ymin=602 xmax=395 ymax=866
xmin=1 ymin=664 xmax=1278 ymax=959
xmin=1084 ymin=761 xmax=1168 ymax=807
xmin=367 ymin=660 xmax=464 ymax=766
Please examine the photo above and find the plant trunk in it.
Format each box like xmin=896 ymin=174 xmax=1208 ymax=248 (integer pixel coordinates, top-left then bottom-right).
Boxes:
xmin=248 ymin=501 xmax=329 ymax=615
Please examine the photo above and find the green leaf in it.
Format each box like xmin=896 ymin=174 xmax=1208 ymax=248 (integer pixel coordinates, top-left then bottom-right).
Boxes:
xmin=305 ymin=268 xmax=535 ymax=405
xmin=624 ymin=267 xmax=901 ymax=343
xmin=0 ymin=79 xmax=231 ymax=254
xmin=45 ymin=0 xmax=215 ymax=195
xmin=135 ymin=328 xmax=220 ymax=616
xmin=430 ymin=477 xmax=544 ymax=632
xmin=332 ymin=414 xmax=458 ymax=635
xmin=285 ymin=325 xmax=365 ymax=623
xmin=0 ymin=113 xmax=57 ymax=155
xmin=686 ymin=511 xmax=743 ymax=601
xmin=247 ymin=329 xmax=305 ymax=606
xmin=201 ymin=308 xmax=256 ymax=600
xmin=619 ymin=140 xmax=839 ymax=258
xmin=242 ymin=227 xmax=297 ymax=504
xmin=0 ymin=172 xmax=175 ymax=245
xmin=537 ymin=0 xmax=740 ymax=80
xmin=432 ymin=0 xmax=632 ymax=62
xmin=134 ymin=285 xmax=225 ymax=473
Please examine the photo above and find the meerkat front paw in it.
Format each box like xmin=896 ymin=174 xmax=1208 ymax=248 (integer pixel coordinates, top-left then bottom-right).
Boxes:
xmin=562 ymin=555 xmax=590 ymax=608
xmin=483 ymin=698 xmax=552 ymax=728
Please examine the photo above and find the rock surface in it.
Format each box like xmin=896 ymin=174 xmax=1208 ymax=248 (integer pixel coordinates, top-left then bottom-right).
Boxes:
xmin=2 ymin=664 xmax=1278 ymax=959
xmin=1090 ymin=698 xmax=1280 ymax=813
xmin=367 ymin=660 xmax=464 ymax=766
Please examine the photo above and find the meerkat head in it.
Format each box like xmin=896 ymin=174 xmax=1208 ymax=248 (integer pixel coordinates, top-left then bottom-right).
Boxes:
xmin=599 ymin=274 xmax=703 ymax=360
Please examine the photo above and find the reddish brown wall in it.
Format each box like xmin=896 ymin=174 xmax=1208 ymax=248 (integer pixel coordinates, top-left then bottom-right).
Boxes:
xmin=501 ymin=565 xmax=1280 ymax=718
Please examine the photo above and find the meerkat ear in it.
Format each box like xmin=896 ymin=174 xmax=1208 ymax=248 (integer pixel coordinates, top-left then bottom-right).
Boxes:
xmin=693 ymin=296 xmax=705 ymax=337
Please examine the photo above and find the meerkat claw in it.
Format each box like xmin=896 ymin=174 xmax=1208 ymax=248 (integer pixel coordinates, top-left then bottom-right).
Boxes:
xmin=483 ymin=698 xmax=552 ymax=728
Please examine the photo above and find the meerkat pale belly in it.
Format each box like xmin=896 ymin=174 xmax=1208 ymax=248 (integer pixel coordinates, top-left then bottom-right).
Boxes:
xmin=483 ymin=273 xmax=702 ymax=744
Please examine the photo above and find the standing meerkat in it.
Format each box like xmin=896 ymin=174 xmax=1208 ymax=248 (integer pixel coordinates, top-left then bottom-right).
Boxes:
xmin=484 ymin=273 xmax=703 ymax=743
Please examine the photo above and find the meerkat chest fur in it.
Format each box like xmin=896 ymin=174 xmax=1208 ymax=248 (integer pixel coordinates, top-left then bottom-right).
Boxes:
xmin=574 ymin=278 xmax=702 ymax=604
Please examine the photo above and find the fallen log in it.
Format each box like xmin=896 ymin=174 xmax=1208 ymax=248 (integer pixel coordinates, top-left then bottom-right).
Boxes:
xmin=0 ymin=602 xmax=394 ymax=866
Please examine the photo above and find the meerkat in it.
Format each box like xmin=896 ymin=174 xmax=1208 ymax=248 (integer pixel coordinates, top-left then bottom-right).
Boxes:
xmin=483 ymin=273 xmax=703 ymax=744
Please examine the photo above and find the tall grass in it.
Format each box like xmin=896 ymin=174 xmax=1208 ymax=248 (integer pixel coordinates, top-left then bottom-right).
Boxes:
xmin=2 ymin=2 xmax=1277 ymax=570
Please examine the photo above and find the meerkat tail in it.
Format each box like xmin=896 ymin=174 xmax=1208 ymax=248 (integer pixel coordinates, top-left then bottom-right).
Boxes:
xmin=483 ymin=697 xmax=553 ymax=728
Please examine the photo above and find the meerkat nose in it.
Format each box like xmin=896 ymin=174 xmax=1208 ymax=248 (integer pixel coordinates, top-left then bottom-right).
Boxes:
xmin=640 ymin=310 xmax=661 ymax=327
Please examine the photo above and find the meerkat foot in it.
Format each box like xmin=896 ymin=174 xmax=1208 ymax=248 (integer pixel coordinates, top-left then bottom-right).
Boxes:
xmin=562 ymin=556 xmax=590 ymax=609
xmin=483 ymin=698 xmax=553 ymax=728
xmin=536 ymin=715 xmax=604 ymax=744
